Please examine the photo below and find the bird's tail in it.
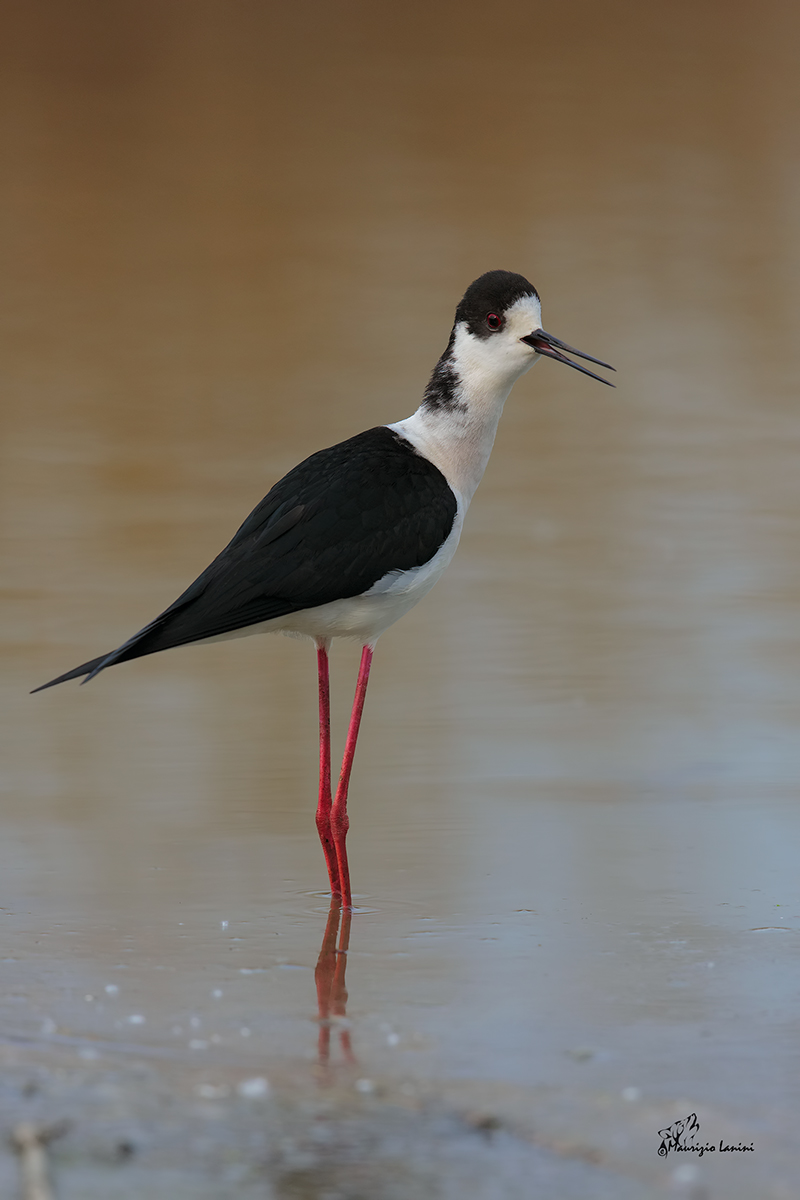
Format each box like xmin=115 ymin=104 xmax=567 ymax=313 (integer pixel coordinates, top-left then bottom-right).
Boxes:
xmin=31 ymin=653 xmax=113 ymax=693
xmin=31 ymin=608 xmax=176 ymax=694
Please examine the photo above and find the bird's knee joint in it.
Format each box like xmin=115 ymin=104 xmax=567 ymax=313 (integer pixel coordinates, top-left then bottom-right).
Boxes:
xmin=331 ymin=813 xmax=349 ymax=837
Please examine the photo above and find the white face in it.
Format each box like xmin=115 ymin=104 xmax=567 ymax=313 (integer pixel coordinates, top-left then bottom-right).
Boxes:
xmin=450 ymin=293 xmax=544 ymax=393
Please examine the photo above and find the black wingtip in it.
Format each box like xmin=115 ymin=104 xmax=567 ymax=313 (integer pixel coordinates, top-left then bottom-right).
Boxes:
xmin=31 ymin=672 xmax=90 ymax=695
xmin=30 ymin=653 xmax=110 ymax=694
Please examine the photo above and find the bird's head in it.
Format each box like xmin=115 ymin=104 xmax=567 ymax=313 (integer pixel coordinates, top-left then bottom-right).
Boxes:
xmin=447 ymin=270 xmax=615 ymax=393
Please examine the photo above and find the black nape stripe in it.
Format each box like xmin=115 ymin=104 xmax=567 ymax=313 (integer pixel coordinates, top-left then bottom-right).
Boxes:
xmin=422 ymin=334 xmax=463 ymax=413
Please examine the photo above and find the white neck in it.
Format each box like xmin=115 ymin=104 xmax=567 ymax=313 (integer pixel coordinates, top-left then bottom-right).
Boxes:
xmin=388 ymin=316 xmax=540 ymax=505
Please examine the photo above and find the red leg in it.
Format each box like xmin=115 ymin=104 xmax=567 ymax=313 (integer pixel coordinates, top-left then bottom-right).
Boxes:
xmin=314 ymin=639 xmax=340 ymax=897
xmin=331 ymin=644 xmax=374 ymax=908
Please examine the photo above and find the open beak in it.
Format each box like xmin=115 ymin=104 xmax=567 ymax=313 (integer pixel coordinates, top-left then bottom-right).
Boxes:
xmin=520 ymin=330 xmax=616 ymax=386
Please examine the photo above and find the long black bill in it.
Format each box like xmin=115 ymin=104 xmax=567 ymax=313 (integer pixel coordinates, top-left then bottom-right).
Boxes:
xmin=520 ymin=329 xmax=616 ymax=386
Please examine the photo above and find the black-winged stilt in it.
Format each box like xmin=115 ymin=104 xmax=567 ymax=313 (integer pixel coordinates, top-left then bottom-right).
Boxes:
xmin=34 ymin=270 xmax=614 ymax=906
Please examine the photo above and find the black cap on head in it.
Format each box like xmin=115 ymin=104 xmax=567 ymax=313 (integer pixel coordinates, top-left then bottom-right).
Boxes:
xmin=455 ymin=270 xmax=539 ymax=338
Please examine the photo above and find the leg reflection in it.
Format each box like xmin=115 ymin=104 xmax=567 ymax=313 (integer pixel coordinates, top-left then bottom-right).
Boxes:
xmin=314 ymin=898 xmax=356 ymax=1072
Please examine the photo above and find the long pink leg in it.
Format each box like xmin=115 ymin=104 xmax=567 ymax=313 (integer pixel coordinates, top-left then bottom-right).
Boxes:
xmin=314 ymin=639 xmax=340 ymax=897
xmin=330 ymin=644 xmax=374 ymax=908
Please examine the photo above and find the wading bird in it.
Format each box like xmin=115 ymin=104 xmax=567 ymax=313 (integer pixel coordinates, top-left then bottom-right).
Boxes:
xmin=34 ymin=271 xmax=614 ymax=906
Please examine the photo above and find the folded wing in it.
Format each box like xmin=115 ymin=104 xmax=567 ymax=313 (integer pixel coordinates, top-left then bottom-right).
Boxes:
xmin=33 ymin=427 xmax=457 ymax=690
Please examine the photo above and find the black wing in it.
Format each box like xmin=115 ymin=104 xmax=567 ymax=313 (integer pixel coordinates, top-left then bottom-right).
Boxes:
xmin=33 ymin=427 xmax=457 ymax=690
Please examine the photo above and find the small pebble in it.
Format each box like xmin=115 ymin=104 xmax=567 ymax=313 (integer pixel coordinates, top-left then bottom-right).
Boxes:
xmin=237 ymin=1076 xmax=269 ymax=1099
xmin=128 ymin=1014 xmax=145 ymax=1025
xmin=355 ymin=1078 xmax=375 ymax=1094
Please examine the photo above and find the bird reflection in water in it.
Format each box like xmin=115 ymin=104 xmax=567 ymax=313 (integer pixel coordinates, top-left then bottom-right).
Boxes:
xmin=314 ymin=899 xmax=356 ymax=1076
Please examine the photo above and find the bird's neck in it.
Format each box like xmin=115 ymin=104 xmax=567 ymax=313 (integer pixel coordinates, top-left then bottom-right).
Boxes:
xmin=397 ymin=388 xmax=511 ymax=507
xmin=390 ymin=326 xmax=535 ymax=505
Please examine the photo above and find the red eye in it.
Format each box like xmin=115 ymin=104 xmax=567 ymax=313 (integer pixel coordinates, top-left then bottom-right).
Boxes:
xmin=486 ymin=312 xmax=503 ymax=331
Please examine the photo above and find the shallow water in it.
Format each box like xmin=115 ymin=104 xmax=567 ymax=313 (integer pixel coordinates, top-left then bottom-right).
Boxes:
xmin=2 ymin=1 xmax=800 ymax=1194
